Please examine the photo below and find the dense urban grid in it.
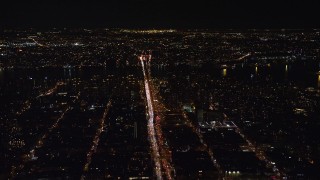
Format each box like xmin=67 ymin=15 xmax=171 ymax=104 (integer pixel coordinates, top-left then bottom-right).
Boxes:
xmin=1 ymin=28 xmax=320 ymax=179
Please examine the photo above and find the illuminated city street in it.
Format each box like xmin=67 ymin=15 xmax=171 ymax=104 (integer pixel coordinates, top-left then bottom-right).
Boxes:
xmin=81 ymin=100 xmax=112 ymax=179
xmin=140 ymin=55 xmax=163 ymax=180
xmin=141 ymin=53 xmax=175 ymax=179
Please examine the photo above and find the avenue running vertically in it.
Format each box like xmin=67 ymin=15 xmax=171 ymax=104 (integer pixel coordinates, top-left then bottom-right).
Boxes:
xmin=139 ymin=54 xmax=163 ymax=180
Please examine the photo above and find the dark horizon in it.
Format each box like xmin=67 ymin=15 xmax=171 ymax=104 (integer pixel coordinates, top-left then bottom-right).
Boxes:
xmin=1 ymin=0 xmax=319 ymax=29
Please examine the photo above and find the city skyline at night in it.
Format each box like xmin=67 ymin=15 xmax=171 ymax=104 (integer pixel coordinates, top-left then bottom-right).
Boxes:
xmin=1 ymin=1 xmax=320 ymax=180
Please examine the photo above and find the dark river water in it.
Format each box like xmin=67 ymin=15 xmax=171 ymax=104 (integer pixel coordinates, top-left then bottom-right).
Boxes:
xmin=214 ymin=61 xmax=320 ymax=89
xmin=0 ymin=61 xmax=320 ymax=91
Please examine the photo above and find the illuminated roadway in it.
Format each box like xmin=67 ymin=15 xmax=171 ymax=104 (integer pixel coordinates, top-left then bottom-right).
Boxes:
xmin=81 ymin=100 xmax=112 ymax=179
xmin=10 ymin=89 xmax=80 ymax=179
xmin=145 ymin=60 xmax=174 ymax=179
xmin=140 ymin=56 xmax=163 ymax=180
xmin=237 ymin=52 xmax=251 ymax=61
xmin=28 ymin=37 xmax=45 ymax=47
xmin=15 ymin=81 xmax=65 ymax=116
xmin=81 ymin=83 xmax=122 ymax=179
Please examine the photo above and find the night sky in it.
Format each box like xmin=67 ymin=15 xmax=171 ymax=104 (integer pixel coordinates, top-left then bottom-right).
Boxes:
xmin=1 ymin=0 xmax=319 ymax=28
